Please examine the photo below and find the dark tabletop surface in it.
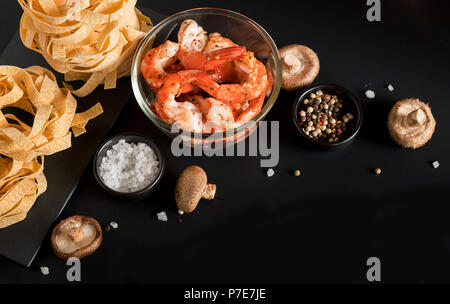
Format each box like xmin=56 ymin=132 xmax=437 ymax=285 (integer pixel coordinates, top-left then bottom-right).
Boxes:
xmin=1 ymin=0 xmax=450 ymax=284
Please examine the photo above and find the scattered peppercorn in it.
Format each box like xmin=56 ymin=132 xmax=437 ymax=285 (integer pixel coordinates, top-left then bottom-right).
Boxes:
xmin=375 ymin=168 xmax=382 ymax=175
xmin=294 ymin=170 xmax=301 ymax=177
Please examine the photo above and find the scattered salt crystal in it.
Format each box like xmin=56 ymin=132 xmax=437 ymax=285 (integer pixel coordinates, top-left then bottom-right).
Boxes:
xmin=387 ymin=84 xmax=394 ymax=92
xmin=40 ymin=267 xmax=49 ymax=275
xmin=365 ymin=90 xmax=376 ymax=99
xmin=266 ymin=169 xmax=275 ymax=177
xmin=110 ymin=222 xmax=118 ymax=229
xmin=157 ymin=212 xmax=168 ymax=222
xmin=99 ymin=140 xmax=159 ymax=193
xmin=432 ymin=161 xmax=440 ymax=169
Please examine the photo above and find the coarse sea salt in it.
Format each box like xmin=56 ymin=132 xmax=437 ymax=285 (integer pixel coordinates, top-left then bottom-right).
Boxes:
xmin=365 ymin=90 xmax=376 ymax=99
xmin=99 ymin=140 xmax=159 ymax=193
xmin=40 ymin=266 xmax=49 ymax=275
xmin=432 ymin=161 xmax=440 ymax=169
xmin=157 ymin=211 xmax=168 ymax=222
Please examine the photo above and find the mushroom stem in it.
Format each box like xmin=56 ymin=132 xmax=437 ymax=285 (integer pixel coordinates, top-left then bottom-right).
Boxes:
xmin=68 ymin=223 xmax=88 ymax=243
xmin=202 ymin=184 xmax=216 ymax=200
xmin=283 ymin=54 xmax=303 ymax=73
xmin=283 ymin=54 xmax=301 ymax=67
xmin=407 ymin=108 xmax=426 ymax=126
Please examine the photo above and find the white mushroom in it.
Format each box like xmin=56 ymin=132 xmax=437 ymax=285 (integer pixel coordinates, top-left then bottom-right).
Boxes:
xmin=279 ymin=44 xmax=320 ymax=91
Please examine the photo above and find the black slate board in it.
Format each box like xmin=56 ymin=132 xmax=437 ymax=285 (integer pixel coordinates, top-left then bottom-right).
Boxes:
xmin=0 ymin=8 xmax=165 ymax=267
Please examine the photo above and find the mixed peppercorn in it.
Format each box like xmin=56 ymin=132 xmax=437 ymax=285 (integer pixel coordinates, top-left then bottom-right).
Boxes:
xmin=298 ymin=90 xmax=355 ymax=143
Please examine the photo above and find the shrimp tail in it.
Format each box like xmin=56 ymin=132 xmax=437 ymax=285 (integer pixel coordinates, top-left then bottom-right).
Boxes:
xmin=194 ymin=75 xmax=246 ymax=104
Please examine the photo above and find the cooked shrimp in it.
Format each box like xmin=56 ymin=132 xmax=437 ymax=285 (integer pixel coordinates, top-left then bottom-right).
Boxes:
xmin=194 ymin=74 xmax=246 ymax=104
xmin=142 ymin=20 xmax=270 ymax=133
xmin=180 ymin=46 xmax=246 ymax=72
xmin=193 ymin=51 xmax=268 ymax=104
xmin=178 ymin=20 xmax=209 ymax=52
xmin=142 ymin=41 xmax=180 ymax=91
xmin=236 ymin=89 xmax=266 ymax=124
xmin=195 ymin=48 xmax=269 ymax=103
xmin=183 ymin=95 xmax=236 ymax=132
xmin=155 ymin=70 xmax=205 ymax=133
xmin=178 ymin=19 xmax=209 ymax=60
xmin=181 ymin=94 xmax=238 ymax=132
xmin=202 ymin=32 xmax=241 ymax=83
xmin=204 ymin=32 xmax=237 ymax=53
xmin=234 ymin=51 xmax=269 ymax=101
xmin=200 ymin=97 xmax=236 ymax=132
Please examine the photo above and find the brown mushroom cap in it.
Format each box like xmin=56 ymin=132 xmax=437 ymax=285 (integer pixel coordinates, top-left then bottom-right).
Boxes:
xmin=279 ymin=44 xmax=320 ymax=91
xmin=387 ymin=98 xmax=436 ymax=149
xmin=175 ymin=166 xmax=216 ymax=213
xmin=51 ymin=216 xmax=102 ymax=260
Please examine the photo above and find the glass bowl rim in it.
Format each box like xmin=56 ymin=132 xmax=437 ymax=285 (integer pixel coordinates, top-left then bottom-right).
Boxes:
xmin=131 ymin=7 xmax=282 ymax=137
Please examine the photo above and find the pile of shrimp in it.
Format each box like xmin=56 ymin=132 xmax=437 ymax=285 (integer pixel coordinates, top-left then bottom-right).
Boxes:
xmin=141 ymin=20 xmax=272 ymax=133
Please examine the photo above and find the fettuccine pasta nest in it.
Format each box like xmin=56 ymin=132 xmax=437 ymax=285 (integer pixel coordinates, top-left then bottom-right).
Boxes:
xmin=0 ymin=65 xmax=103 ymax=228
xmin=18 ymin=0 xmax=153 ymax=97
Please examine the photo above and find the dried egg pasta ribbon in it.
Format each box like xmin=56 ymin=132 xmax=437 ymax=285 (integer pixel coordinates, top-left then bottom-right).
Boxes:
xmin=0 ymin=65 xmax=103 ymax=228
xmin=18 ymin=0 xmax=153 ymax=97
xmin=0 ymin=213 xmax=27 ymax=229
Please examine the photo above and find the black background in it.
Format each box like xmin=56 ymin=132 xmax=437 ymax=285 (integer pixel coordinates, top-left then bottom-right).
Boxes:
xmin=1 ymin=0 xmax=450 ymax=284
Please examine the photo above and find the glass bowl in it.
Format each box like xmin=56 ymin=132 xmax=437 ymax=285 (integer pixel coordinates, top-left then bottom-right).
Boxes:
xmin=131 ymin=8 xmax=282 ymax=146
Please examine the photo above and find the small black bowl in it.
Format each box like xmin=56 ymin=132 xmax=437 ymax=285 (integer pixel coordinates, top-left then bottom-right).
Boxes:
xmin=292 ymin=84 xmax=363 ymax=149
xmin=93 ymin=133 xmax=165 ymax=200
